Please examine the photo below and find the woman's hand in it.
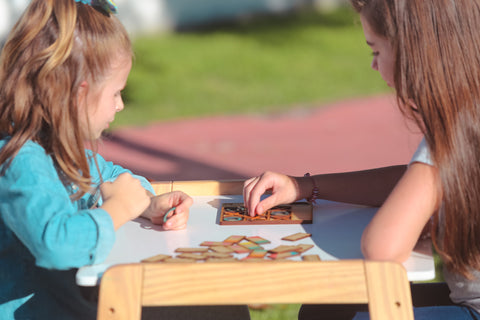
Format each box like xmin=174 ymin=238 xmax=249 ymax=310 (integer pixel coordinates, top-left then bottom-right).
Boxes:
xmin=243 ymin=171 xmax=300 ymax=216
xmin=143 ymin=191 xmax=192 ymax=230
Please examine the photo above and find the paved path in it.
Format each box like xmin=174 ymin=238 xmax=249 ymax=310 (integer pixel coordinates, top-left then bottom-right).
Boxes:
xmin=98 ymin=94 xmax=423 ymax=181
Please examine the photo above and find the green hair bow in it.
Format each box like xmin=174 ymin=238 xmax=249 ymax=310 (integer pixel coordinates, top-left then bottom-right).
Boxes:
xmin=75 ymin=0 xmax=117 ymax=14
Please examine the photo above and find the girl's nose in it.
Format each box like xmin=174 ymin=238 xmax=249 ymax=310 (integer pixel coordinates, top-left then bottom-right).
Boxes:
xmin=116 ymin=100 xmax=124 ymax=112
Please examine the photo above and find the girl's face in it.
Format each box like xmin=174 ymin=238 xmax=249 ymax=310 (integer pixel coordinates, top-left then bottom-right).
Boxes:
xmin=360 ymin=15 xmax=395 ymax=88
xmin=80 ymin=54 xmax=132 ymax=139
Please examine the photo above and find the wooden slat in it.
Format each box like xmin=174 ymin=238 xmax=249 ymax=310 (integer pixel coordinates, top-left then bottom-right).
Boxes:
xmin=151 ymin=181 xmax=172 ymax=195
xmin=151 ymin=179 xmax=245 ymax=196
xmin=141 ymin=261 xmax=368 ymax=306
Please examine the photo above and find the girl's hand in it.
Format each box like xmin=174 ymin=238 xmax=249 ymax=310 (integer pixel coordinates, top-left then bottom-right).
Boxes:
xmin=100 ymin=173 xmax=151 ymax=229
xmin=243 ymin=171 xmax=299 ymax=216
xmin=143 ymin=191 xmax=192 ymax=230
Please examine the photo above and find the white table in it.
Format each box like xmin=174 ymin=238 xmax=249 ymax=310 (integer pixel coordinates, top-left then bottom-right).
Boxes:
xmin=76 ymin=195 xmax=435 ymax=286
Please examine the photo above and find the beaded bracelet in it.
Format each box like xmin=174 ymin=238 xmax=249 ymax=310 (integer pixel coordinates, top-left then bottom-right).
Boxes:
xmin=304 ymin=173 xmax=319 ymax=203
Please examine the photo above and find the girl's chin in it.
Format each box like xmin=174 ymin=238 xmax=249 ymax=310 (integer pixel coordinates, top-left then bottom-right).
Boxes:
xmin=92 ymin=131 xmax=104 ymax=140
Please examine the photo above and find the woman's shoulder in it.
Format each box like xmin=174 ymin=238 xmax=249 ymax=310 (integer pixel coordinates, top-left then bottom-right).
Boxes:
xmin=410 ymin=137 xmax=434 ymax=166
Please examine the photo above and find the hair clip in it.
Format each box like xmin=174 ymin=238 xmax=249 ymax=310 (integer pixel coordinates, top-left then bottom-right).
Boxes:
xmin=75 ymin=0 xmax=118 ymax=15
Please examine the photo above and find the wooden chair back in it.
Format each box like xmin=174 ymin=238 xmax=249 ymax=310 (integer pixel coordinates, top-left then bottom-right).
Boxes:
xmin=97 ymin=260 xmax=414 ymax=320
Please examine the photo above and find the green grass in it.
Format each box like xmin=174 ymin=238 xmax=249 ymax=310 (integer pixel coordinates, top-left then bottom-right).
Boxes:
xmin=249 ymin=304 xmax=301 ymax=320
xmin=115 ymin=7 xmax=389 ymax=129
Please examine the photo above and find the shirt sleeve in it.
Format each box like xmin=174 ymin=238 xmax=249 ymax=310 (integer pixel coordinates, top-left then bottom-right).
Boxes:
xmin=87 ymin=150 xmax=155 ymax=195
xmin=410 ymin=137 xmax=434 ymax=166
xmin=0 ymin=143 xmax=116 ymax=270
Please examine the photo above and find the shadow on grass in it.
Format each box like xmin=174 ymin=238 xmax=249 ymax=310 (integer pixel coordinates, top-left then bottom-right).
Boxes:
xmin=102 ymin=133 xmax=249 ymax=181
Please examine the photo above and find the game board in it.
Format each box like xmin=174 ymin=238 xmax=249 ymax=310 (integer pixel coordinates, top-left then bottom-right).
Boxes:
xmin=219 ymin=202 xmax=313 ymax=225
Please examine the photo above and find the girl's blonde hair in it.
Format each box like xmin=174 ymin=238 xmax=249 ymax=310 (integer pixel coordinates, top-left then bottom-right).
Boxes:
xmin=0 ymin=0 xmax=132 ymax=198
xmin=351 ymin=0 xmax=480 ymax=278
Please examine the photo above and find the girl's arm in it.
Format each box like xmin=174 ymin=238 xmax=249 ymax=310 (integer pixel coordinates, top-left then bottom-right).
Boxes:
xmin=90 ymin=152 xmax=192 ymax=230
xmin=0 ymin=143 xmax=118 ymax=269
xmin=361 ymin=162 xmax=441 ymax=262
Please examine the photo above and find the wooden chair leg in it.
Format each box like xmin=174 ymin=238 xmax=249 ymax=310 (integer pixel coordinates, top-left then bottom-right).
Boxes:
xmin=365 ymin=261 xmax=414 ymax=320
xmin=97 ymin=264 xmax=143 ymax=320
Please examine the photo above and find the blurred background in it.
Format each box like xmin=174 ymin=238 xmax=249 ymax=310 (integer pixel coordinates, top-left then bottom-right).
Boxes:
xmin=0 ymin=1 xmax=421 ymax=184
xmin=0 ymin=0 xmax=390 ymax=127
xmin=0 ymin=2 xmax=424 ymax=318
xmin=0 ymin=0 xmax=349 ymax=39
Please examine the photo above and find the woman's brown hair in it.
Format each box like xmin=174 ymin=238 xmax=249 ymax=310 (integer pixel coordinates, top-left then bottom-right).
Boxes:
xmin=352 ymin=0 xmax=480 ymax=278
xmin=0 ymin=0 xmax=132 ymax=198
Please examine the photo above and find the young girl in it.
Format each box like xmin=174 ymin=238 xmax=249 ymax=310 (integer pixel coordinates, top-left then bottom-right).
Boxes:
xmin=0 ymin=0 xmax=192 ymax=319
xmin=244 ymin=0 xmax=480 ymax=319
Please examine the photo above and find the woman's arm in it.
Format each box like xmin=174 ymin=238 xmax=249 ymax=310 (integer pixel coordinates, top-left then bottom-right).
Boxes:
xmin=361 ymin=162 xmax=441 ymax=262
xmin=244 ymin=165 xmax=407 ymax=215
xmin=300 ymin=165 xmax=407 ymax=207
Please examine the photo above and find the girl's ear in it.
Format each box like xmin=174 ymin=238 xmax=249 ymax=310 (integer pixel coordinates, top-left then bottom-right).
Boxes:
xmin=77 ymin=81 xmax=89 ymax=108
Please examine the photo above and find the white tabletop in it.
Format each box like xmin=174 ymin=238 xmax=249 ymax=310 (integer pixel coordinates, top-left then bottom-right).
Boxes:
xmin=76 ymin=195 xmax=435 ymax=286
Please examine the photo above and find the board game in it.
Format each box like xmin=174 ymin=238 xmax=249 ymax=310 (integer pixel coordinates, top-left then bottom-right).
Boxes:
xmin=219 ymin=202 xmax=313 ymax=225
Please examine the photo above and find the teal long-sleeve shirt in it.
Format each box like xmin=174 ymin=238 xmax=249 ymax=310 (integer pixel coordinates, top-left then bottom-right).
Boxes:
xmin=0 ymin=140 xmax=154 ymax=319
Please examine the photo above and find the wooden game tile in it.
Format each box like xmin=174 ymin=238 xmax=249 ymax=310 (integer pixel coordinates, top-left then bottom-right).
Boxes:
xmin=231 ymin=244 xmax=251 ymax=254
xmin=175 ymin=247 xmax=209 ymax=253
xmin=176 ymin=253 xmax=208 ymax=260
xmin=269 ymin=208 xmax=291 ymax=221
xmin=248 ymin=249 xmax=268 ymax=259
xmin=269 ymin=245 xmax=299 ymax=253
xmin=209 ymin=245 xmax=235 ymax=253
xmin=302 ymin=254 xmax=321 ymax=261
xmin=205 ymin=252 xmax=233 ymax=259
xmin=296 ymin=244 xmax=314 ymax=253
xmin=246 ymin=236 xmax=271 ymax=245
xmin=141 ymin=254 xmax=171 ymax=263
xmin=269 ymin=251 xmax=301 ymax=260
xmin=163 ymin=258 xmax=197 ymax=263
xmin=238 ymin=240 xmax=263 ymax=251
xmin=223 ymin=235 xmax=246 ymax=244
xmin=200 ymin=241 xmax=227 ymax=247
xmin=281 ymin=232 xmax=312 ymax=241
xmin=206 ymin=257 xmax=238 ymax=263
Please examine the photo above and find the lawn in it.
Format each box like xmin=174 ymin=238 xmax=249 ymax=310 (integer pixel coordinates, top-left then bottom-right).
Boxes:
xmin=249 ymin=304 xmax=302 ymax=320
xmin=115 ymin=6 xmax=389 ymax=129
